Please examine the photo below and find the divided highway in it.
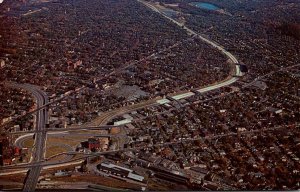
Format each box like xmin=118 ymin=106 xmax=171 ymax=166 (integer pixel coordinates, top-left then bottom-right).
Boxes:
xmin=7 ymin=83 xmax=49 ymax=192
xmin=2 ymin=1 xmax=244 ymax=190
xmin=22 ymin=84 xmax=48 ymax=192
xmin=138 ymin=0 xmax=241 ymax=105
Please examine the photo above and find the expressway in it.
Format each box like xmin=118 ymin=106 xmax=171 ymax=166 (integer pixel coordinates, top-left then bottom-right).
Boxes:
xmin=15 ymin=0 xmax=243 ymax=165
xmin=23 ymin=84 xmax=48 ymax=192
xmin=138 ymin=0 xmax=241 ymax=105
xmin=8 ymin=83 xmax=49 ymax=192
xmin=0 ymin=83 xmax=84 ymax=132
xmin=0 ymin=37 xmax=194 ymax=131
xmin=85 ymin=9 xmax=243 ymax=125
xmin=3 ymin=0 xmax=242 ymax=135
xmin=2 ymin=0 xmax=243 ymax=187
xmin=89 ymin=97 xmax=159 ymax=126
xmin=2 ymin=3 xmax=300 ymax=192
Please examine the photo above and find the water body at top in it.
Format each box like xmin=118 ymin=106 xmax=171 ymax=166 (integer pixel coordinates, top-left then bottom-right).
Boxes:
xmin=190 ymin=2 xmax=220 ymax=10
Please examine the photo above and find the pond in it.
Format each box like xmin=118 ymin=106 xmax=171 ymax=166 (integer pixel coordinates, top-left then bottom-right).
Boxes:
xmin=190 ymin=2 xmax=220 ymax=11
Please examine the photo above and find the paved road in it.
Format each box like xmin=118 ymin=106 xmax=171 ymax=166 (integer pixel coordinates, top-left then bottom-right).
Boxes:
xmin=11 ymin=125 xmax=119 ymax=135
xmin=84 ymin=0 xmax=243 ymax=125
xmin=8 ymin=83 xmax=49 ymax=192
xmin=87 ymin=4 xmax=243 ymax=125
xmin=68 ymin=123 xmax=297 ymax=157
xmin=15 ymin=131 xmax=126 ymax=149
xmin=0 ymin=37 xmax=194 ymax=131
xmin=0 ymin=83 xmax=83 ymax=131
xmin=138 ymin=0 xmax=241 ymax=105
xmin=2 ymin=123 xmax=296 ymax=174
xmin=88 ymin=98 xmax=159 ymax=126
xmin=2 ymin=2 xmax=299 ymax=186
xmin=3 ymin=0 xmax=243 ymax=180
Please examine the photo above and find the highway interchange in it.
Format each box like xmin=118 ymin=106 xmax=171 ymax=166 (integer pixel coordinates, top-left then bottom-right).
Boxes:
xmin=1 ymin=123 xmax=296 ymax=172
xmin=7 ymin=83 xmax=49 ymax=192
xmin=2 ymin=0 xmax=245 ymax=191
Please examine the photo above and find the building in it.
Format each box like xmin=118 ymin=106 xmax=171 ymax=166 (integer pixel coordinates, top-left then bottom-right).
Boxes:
xmin=88 ymin=138 xmax=100 ymax=151
xmin=81 ymin=138 xmax=100 ymax=152
xmin=98 ymin=162 xmax=144 ymax=182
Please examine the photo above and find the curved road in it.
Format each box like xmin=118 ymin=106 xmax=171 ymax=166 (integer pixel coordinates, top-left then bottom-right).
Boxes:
xmin=138 ymin=0 xmax=241 ymax=105
xmin=3 ymin=0 xmax=243 ymax=186
xmin=15 ymin=131 xmax=126 ymax=149
xmin=2 ymin=123 xmax=293 ymax=173
xmin=87 ymin=0 xmax=242 ymax=125
xmin=7 ymin=83 xmax=49 ymax=192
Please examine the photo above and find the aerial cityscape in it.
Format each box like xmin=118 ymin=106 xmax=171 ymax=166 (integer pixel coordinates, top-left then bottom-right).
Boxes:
xmin=0 ymin=0 xmax=299 ymax=191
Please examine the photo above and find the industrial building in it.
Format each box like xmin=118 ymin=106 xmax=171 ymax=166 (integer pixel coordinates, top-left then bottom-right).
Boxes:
xmin=98 ymin=162 xmax=144 ymax=182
